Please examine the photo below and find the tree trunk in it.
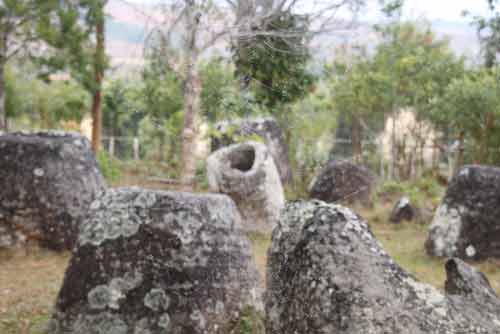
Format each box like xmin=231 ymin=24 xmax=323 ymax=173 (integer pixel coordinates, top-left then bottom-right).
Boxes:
xmin=180 ymin=4 xmax=202 ymax=189
xmin=479 ymin=112 xmax=494 ymax=163
xmin=388 ymin=110 xmax=397 ymax=180
xmin=91 ymin=86 xmax=103 ymax=153
xmin=351 ymin=114 xmax=362 ymax=163
xmin=91 ymin=16 xmax=105 ymax=153
xmin=158 ymin=131 xmax=165 ymax=162
xmin=180 ymin=64 xmax=202 ymax=187
xmin=453 ymin=130 xmax=465 ymax=176
xmin=0 ymin=61 xmax=6 ymax=131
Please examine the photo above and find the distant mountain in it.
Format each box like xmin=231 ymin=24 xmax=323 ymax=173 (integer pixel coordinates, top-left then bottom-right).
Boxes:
xmin=104 ymin=1 xmax=481 ymax=67
xmin=431 ymin=20 xmax=480 ymax=59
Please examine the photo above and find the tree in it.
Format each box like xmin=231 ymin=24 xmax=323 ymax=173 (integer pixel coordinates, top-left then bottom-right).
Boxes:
xmin=4 ymin=64 xmax=89 ymax=129
xmin=142 ymin=0 xmax=364 ymax=187
xmin=467 ymin=0 xmax=500 ymax=68
xmin=199 ymin=58 xmax=236 ymax=123
xmin=0 ymin=0 xmax=62 ymax=130
xmin=40 ymin=0 xmax=108 ymax=152
xmin=143 ymin=0 xmax=231 ymax=186
xmin=229 ymin=0 xmax=364 ymax=144
xmin=91 ymin=2 xmax=106 ymax=153
xmin=142 ymin=45 xmax=184 ymax=162
xmin=331 ymin=58 xmax=391 ymax=162
xmin=102 ymin=79 xmax=145 ymax=140
xmin=288 ymin=77 xmax=337 ymax=191
xmin=232 ymin=11 xmax=313 ymax=111
xmin=371 ymin=21 xmax=464 ymax=178
xmin=430 ymin=69 xmax=500 ymax=167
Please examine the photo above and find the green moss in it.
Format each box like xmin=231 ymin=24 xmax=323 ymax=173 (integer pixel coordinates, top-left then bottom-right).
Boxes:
xmin=236 ymin=307 xmax=265 ymax=334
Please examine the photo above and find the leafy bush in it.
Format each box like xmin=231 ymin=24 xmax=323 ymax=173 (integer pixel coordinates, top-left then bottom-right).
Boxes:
xmin=97 ymin=151 xmax=122 ymax=183
xmin=377 ymin=176 xmax=445 ymax=209
xmin=195 ymin=160 xmax=209 ymax=191
xmin=236 ymin=306 xmax=265 ymax=334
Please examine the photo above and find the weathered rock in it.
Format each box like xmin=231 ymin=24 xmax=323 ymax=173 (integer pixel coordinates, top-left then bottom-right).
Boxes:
xmin=445 ymin=258 xmax=500 ymax=314
xmin=211 ymin=117 xmax=292 ymax=184
xmin=309 ymin=160 xmax=375 ymax=206
xmin=426 ymin=165 xmax=500 ymax=260
xmin=207 ymin=142 xmax=285 ymax=232
xmin=389 ymin=196 xmax=417 ymax=223
xmin=266 ymin=200 xmax=500 ymax=334
xmin=50 ymin=188 xmax=262 ymax=334
xmin=0 ymin=131 xmax=106 ymax=250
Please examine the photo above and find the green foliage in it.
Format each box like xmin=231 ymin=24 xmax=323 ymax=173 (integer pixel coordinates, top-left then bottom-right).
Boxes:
xmin=235 ymin=306 xmax=265 ymax=334
xmin=232 ymin=11 xmax=314 ymax=110
xmin=195 ymin=160 xmax=209 ymax=191
xmin=377 ymin=176 xmax=444 ymax=208
xmin=372 ymin=22 xmax=465 ymax=114
xmin=429 ymin=68 xmax=500 ymax=163
xmin=103 ymin=79 xmax=145 ymax=136
xmin=143 ymin=57 xmax=183 ymax=123
xmin=38 ymin=0 xmax=109 ymax=93
xmin=97 ymin=150 xmax=122 ymax=182
xmin=331 ymin=57 xmax=390 ymax=124
xmin=379 ymin=0 xmax=405 ymax=18
xmin=137 ymin=45 xmax=185 ymax=164
xmin=5 ymin=64 xmax=89 ymax=128
xmin=287 ymin=80 xmax=338 ymax=196
xmin=138 ymin=111 xmax=184 ymax=163
xmin=200 ymin=59 xmax=237 ymax=122
xmin=0 ymin=0 xmax=60 ymax=62
xmin=466 ymin=1 xmax=500 ymax=68
xmin=200 ymin=58 xmax=263 ymax=122
xmin=219 ymin=87 xmax=264 ymax=120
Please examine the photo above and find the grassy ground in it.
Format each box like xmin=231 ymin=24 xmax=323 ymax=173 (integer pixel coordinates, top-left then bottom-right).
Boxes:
xmin=2 ymin=215 xmax=499 ymax=334
xmin=359 ymin=203 xmax=500 ymax=293
xmin=1 ymin=170 xmax=499 ymax=333
xmin=0 ymin=249 xmax=70 ymax=334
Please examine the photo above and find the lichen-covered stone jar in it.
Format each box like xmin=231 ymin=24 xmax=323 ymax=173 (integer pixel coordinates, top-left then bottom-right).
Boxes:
xmin=49 ymin=188 xmax=262 ymax=334
xmin=0 ymin=131 xmax=105 ymax=250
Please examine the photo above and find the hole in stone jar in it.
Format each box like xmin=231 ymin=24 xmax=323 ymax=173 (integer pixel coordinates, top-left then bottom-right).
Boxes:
xmin=228 ymin=145 xmax=256 ymax=172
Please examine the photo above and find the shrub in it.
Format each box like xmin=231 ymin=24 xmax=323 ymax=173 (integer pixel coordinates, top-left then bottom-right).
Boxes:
xmin=97 ymin=151 xmax=122 ymax=183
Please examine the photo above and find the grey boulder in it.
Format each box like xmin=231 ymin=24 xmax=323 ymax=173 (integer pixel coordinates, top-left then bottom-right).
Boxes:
xmin=389 ymin=196 xmax=417 ymax=223
xmin=207 ymin=141 xmax=285 ymax=232
xmin=0 ymin=131 xmax=105 ymax=250
xmin=266 ymin=200 xmax=500 ymax=334
xmin=426 ymin=165 xmax=500 ymax=260
xmin=309 ymin=160 xmax=375 ymax=206
xmin=49 ymin=188 xmax=262 ymax=334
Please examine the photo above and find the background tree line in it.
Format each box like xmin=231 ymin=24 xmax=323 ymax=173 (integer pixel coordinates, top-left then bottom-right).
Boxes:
xmin=2 ymin=0 xmax=500 ymax=188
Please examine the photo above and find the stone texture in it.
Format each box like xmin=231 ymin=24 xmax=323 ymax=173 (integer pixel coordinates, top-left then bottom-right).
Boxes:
xmin=266 ymin=200 xmax=500 ymax=334
xmin=207 ymin=141 xmax=285 ymax=232
xmin=309 ymin=160 xmax=375 ymax=206
xmin=211 ymin=117 xmax=292 ymax=184
xmin=0 ymin=131 xmax=105 ymax=250
xmin=426 ymin=165 xmax=500 ymax=260
xmin=389 ymin=196 xmax=417 ymax=223
xmin=50 ymin=188 xmax=262 ymax=334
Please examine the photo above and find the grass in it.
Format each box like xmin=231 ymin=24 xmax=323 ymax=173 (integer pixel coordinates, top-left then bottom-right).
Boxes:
xmin=0 ymin=249 xmax=70 ymax=334
xmin=358 ymin=202 xmax=500 ymax=293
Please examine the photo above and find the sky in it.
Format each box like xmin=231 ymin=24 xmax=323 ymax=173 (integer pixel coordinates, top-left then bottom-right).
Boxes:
xmin=125 ymin=0 xmax=491 ymax=22
xmin=382 ymin=0 xmax=489 ymax=22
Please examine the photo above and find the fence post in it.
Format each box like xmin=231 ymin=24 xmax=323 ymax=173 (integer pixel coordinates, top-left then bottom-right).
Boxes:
xmin=133 ymin=137 xmax=140 ymax=160
xmin=378 ymin=138 xmax=385 ymax=181
xmin=109 ymin=136 xmax=115 ymax=157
